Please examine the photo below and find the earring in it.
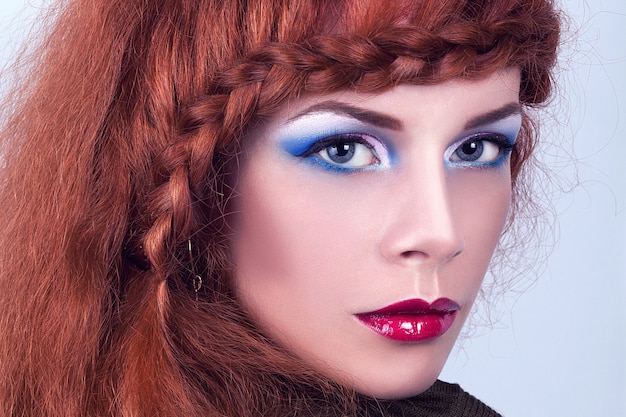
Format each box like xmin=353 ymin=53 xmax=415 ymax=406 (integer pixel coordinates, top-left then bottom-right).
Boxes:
xmin=188 ymin=239 xmax=203 ymax=301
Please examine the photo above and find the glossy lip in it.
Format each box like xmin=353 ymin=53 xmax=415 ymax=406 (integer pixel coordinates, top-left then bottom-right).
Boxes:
xmin=356 ymin=298 xmax=460 ymax=343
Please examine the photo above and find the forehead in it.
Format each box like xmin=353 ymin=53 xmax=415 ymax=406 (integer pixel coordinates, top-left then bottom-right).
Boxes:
xmin=270 ymin=68 xmax=521 ymax=135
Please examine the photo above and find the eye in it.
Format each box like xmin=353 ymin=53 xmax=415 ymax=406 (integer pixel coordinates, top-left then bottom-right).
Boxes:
xmin=301 ymin=134 xmax=382 ymax=170
xmin=448 ymin=133 xmax=515 ymax=165
xmin=317 ymin=140 xmax=378 ymax=167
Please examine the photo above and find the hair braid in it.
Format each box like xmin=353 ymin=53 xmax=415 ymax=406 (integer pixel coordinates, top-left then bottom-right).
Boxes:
xmin=125 ymin=3 xmax=559 ymax=390
xmin=179 ymin=17 xmax=556 ymax=140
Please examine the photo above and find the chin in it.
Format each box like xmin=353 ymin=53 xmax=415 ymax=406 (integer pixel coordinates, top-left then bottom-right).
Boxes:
xmin=329 ymin=346 xmax=450 ymax=400
xmin=350 ymin=367 xmax=442 ymax=400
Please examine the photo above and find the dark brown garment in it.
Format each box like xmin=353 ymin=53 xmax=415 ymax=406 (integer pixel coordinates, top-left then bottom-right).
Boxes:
xmin=370 ymin=380 xmax=503 ymax=417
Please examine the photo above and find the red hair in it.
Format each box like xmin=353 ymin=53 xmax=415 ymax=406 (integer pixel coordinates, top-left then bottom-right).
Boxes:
xmin=0 ymin=0 xmax=560 ymax=416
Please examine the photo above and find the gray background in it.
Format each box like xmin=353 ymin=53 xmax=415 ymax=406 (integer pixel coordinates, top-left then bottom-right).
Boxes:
xmin=1 ymin=1 xmax=624 ymax=416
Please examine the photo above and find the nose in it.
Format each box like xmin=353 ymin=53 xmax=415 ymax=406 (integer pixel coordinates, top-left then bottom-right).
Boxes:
xmin=379 ymin=159 xmax=465 ymax=269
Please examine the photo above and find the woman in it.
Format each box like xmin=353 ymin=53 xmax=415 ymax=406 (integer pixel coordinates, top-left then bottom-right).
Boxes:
xmin=0 ymin=0 xmax=560 ymax=416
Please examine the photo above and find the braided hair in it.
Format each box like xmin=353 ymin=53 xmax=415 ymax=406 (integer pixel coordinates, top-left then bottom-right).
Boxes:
xmin=0 ymin=0 xmax=560 ymax=416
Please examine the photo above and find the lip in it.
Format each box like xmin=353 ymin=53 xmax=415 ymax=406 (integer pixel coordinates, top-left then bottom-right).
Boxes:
xmin=356 ymin=298 xmax=460 ymax=343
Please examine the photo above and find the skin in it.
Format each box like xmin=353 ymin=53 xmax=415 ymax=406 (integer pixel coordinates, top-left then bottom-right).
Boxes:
xmin=230 ymin=68 xmax=521 ymax=399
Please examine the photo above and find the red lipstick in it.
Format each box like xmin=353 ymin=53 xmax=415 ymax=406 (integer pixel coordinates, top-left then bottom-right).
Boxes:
xmin=356 ymin=298 xmax=460 ymax=343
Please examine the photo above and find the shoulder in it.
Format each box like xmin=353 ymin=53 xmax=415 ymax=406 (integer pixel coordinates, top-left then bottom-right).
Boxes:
xmin=379 ymin=380 xmax=503 ymax=417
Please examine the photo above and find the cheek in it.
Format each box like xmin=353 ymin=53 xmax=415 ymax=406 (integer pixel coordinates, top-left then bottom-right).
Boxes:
xmin=229 ymin=158 xmax=370 ymax=306
xmin=229 ymin=150 xmax=393 ymax=345
xmin=450 ymin=169 xmax=512 ymax=279
xmin=232 ymin=170 xmax=349 ymax=274
xmin=464 ymin=171 xmax=511 ymax=232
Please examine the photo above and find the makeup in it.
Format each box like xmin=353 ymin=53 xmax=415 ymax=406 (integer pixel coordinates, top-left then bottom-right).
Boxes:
xmin=232 ymin=68 xmax=521 ymax=397
xmin=277 ymin=112 xmax=394 ymax=172
xmin=444 ymin=113 xmax=522 ymax=169
xmin=356 ymin=298 xmax=460 ymax=343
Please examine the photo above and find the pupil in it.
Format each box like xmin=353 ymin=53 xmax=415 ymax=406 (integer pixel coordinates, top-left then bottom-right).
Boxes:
xmin=462 ymin=141 xmax=478 ymax=155
xmin=336 ymin=143 xmax=350 ymax=157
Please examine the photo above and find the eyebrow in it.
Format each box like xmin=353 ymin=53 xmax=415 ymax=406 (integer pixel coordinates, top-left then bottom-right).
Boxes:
xmin=289 ymin=101 xmax=404 ymax=130
xmin=463 ymin=102 xmax=522 ymax=130
xmin=289 ymin=100 xmax=522 ymax=131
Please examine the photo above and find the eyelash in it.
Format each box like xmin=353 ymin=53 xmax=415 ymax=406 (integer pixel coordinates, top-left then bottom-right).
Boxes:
xmin=296 ymin=134 xmax=385 ymax=172
xmin=447 ymin=133 xmax=516 ymax=168
xmin=288 ymin=132 xmax=515 ymax=173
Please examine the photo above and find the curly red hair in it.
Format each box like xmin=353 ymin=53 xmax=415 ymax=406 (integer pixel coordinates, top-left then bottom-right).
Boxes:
xmin=0 ymin=0 xmax=560 ymax=416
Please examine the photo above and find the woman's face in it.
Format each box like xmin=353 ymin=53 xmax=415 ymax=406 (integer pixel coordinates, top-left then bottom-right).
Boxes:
xmin=230 ymin=68 xmax=521 ymax=399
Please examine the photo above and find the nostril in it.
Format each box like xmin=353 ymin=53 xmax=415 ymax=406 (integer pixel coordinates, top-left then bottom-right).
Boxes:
xmin=397 ymin=240 xmax=464 ymax=266
xmin=400 ymin=250 xmax=427 ymax=260
xmin=450 ymin=248 xmax=463 ymax=260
